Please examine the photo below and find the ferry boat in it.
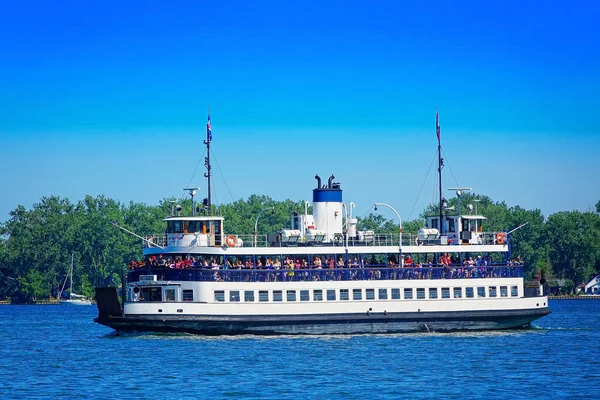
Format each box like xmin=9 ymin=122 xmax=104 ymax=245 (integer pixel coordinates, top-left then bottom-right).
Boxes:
xmin=94 ymin=114 xmax=550 ymax=335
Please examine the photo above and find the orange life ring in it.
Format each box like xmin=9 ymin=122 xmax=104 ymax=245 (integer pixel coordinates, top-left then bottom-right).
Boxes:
xmin=225 ymin=235 xmax=237 ymax=247
xmin=496 ymin=233 xmax=506 ymax=244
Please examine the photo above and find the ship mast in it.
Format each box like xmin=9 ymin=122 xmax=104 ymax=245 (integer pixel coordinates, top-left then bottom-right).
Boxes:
xmin=203 ymin=106 xmax=212 ymax=215
xmin=436 ymin=109 xmax=443 ymax=234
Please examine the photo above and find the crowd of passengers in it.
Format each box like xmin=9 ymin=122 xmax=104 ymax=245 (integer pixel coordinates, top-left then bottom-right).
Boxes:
xmin=128 ymin=254 xmax=523 ymax=280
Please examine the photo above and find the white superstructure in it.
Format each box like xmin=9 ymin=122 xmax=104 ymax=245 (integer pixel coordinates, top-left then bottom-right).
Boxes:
xmin=95 ymin=175 xmax=550 ymax=335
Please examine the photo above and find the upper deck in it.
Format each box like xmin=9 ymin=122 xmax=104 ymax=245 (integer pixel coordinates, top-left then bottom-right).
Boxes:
xmin=142 ymin=230 xmax=509 ymax=256
xmin=139 ymin=176 xmax=510 ymax=258
xmin=128 ymin=264 xmax=523 ymax=284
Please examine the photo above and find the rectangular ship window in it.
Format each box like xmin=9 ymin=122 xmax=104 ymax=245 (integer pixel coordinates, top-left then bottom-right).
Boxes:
xmin=465 ymin=287 xmax=474 ymax=298
xmin=182 ymin=290 xmax=194 ymax=302
xmin=142 ymin=287 xmax=162 ymax=302
xmin=500 ymin=286 xmax=508 ymax=297
xmin=353 ymin=289 xmax=362 ymax=300
xmin=214 ymin=290 xmax=225 ymax=302
xmin=244 ymin=290 xmax=255 ymax=302
xmin=286 ymin=290 xmax=296 ymax=302
xmin=229 ymin=290 xmax=240 ymax=302
xmin=300 ymin=290 xmax=310 ymax=301
xmin=273 ymin=290 xmax=283 ymax=302
xmin=340 ymin=289 xmax=349 ymax=300
xmin=366 ymin=289 xmax=375 ymax=300
xmin=313 ymin=290 xmax=323 ymax=301
xmin=327 ymin=289 xmax=336 ymax=301
xmin=489 ymin=286 xmax=497 ymax=297
xmin=259 ymin=290 xmax=269 ymax=302
xmin=391 ymin=288 xmax=400 ymax=300
xmin=441 ymin=288 xmax=450 ymax=299
xmin=477 ymin=287 xmax=486 ymax=298
xmin=511 ymin=286 xmax=518 ymax=297
xmin=404 ymin=288 xmax=413 ymax=300
xmin=378 ymin=288 xmax=388 ymax=300
xmin=453 ymin=288 xmax=462 ymax=298
xmin=165 ymin=288 xmax=176 ymax=302
xmin=429 ymin=288 xmax=438 ymax=299
xmin=416 ymin=288 xmax=425 ymax=299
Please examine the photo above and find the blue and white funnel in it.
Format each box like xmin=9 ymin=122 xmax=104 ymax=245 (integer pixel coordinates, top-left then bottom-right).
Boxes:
xmin=313 ymin=174 xmax=343 ymax=242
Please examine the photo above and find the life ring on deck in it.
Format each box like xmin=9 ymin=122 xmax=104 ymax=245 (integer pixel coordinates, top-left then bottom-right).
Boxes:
xmin=225 ymin=235 xmax=237 ymax=247
xmin=496 ymin=233 xmax=506 ymax=244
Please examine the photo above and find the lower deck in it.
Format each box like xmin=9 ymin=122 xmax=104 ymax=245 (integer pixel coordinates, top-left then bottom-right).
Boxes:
xmin=96 ymin=274 xmax=550 ymax=334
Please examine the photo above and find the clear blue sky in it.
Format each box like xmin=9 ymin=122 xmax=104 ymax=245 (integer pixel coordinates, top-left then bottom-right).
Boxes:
xmin=1 ymin=0 xmax=599 ymax=224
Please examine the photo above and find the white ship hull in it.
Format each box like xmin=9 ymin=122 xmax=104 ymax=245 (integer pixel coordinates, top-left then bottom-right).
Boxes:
xmin=95 ymin=277 xmax=550 ymax=335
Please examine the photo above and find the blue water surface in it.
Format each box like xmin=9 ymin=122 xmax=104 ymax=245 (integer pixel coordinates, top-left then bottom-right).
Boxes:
xmin=0 ymin=300 xmax=598 ymax=399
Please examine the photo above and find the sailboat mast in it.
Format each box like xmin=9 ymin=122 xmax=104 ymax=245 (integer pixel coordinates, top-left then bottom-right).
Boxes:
xmin=204 ymin=106 xmax=212 ymax=216
xmin=69 ymin=253 xmax=74 ymax=301
xmin=436 ymin=110 xmax=443 ymax=234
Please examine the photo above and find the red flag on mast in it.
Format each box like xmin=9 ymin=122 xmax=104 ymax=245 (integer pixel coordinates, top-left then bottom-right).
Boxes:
xmin=207 ymin=108 xmax=212 ymax=141
xmin=436 ymin=109 xmax=440 ymax=142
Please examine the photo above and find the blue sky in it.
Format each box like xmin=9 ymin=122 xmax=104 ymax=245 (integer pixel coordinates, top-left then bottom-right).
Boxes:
xmin=1 ymin=0 xmax=599 ymax=224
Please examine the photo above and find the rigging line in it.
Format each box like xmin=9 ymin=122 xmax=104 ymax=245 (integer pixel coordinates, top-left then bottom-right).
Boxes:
xmin=407 ymin=149 xmax=438 ymax=221
xmin=358 ymin=205 xmax=377 ymax=219
xmin=210 ymin=147 xmax=236 ymax=204
xmin=431 ymin=168 xmax=438 ymax=208
xmin=441 ymin=147 xmax=460 ymax=188
xmin=186 ymin=147 xmax=207 ymax=189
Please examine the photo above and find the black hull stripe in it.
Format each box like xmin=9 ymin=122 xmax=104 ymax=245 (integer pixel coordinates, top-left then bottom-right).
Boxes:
xmin=95 ymin=308 xmax=551 ymax=335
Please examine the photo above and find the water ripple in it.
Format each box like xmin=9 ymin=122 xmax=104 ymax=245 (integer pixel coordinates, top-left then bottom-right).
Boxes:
xmin=0 ymin=300 xmax=598 ymax=399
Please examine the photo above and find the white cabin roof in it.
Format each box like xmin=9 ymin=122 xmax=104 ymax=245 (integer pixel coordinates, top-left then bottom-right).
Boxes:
xmin=163 ymin=216 xmax=224 ymax=222
xmin=460 ymin=215 xmax=487 ymax=220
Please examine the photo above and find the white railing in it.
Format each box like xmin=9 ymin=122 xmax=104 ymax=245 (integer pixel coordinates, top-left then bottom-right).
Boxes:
xmin=142 ymin=231 xmax=506 ymax=248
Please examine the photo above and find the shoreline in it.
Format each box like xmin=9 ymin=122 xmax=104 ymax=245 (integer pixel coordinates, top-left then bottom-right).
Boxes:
xmin=0 ymin=300 xmax=61 ymax=305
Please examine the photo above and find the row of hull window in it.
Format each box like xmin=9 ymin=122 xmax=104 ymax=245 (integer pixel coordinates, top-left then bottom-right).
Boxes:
xmin=211 ymin=286 xmax=519 ymax=303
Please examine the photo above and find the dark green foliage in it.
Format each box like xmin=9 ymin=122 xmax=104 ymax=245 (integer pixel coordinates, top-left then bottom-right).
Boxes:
xmin=561 ymin=279 xmax=575 ymax=295
xmin=1 ymin=192 xmax=599 ymax=301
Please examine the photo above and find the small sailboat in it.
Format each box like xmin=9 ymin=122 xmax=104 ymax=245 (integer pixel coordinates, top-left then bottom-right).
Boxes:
xmin=59 ymin=254 xmax=93 ymax=306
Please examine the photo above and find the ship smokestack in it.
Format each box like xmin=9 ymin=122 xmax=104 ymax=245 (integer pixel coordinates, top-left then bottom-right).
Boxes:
xmin=315 ymin=174 xmax=321 ymax=189
xmin=328 ymin=174 xmax=335 ymax=189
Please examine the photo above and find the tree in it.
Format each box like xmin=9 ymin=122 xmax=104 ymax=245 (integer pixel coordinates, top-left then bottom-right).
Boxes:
xmin=545 ymin=211 xmax=600 ymax=284
xmin=504 ymin=206 xmax=547 ymax=280
xmin=562 ymin=279 xmax=575 ymax=295
xmin=18 ymin=270 xmax=49 ymax=302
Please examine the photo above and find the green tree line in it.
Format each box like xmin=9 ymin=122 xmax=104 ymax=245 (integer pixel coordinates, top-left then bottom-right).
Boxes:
xmin=1 ymin=194 xmax=599 ymax=302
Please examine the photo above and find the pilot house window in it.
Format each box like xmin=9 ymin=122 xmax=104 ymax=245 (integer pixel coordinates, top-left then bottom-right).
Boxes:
xmin=165 ymin=288 xmax=176 ymax=302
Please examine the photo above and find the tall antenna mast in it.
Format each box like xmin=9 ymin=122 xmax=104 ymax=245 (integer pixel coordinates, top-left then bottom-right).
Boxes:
xmin=203 ymin=105 xmax=212 ymax=215
xmin=436 ymin=109 xmax=444 ymax=233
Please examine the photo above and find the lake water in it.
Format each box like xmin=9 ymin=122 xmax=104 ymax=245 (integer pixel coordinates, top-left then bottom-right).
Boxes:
xmin=0 ymin=300 xmax=598 ymax=399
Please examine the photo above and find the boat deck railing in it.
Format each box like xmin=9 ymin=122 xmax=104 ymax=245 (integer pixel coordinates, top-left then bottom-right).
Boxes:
xmin=127 ymin=265 xmax=522 ymax=284
xmin=144 ymin=232 xmax=504 ymax=248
